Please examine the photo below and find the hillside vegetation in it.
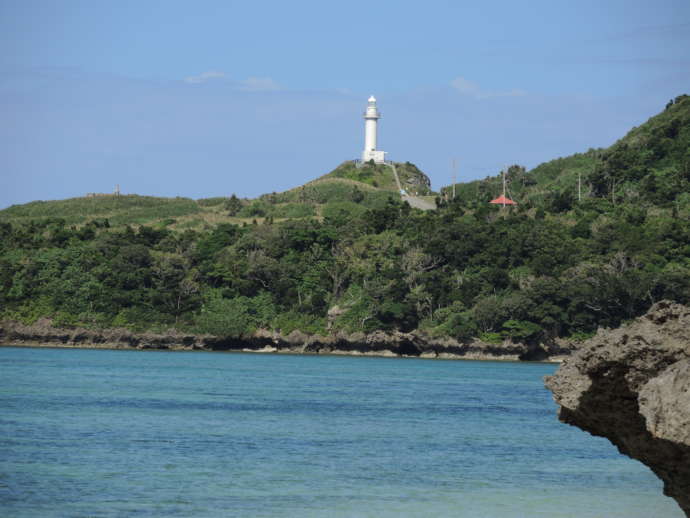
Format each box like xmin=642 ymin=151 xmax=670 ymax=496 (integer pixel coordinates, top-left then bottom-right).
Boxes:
xmin=0 ymin=97 xmax=688 ymax=346
xmin=0 ymin=161 xmax=425 ymax=230
xmin=443 ymin=94 xmax=690 ymax=209
xmin=0 ymin=195 xmax=201 ymax=227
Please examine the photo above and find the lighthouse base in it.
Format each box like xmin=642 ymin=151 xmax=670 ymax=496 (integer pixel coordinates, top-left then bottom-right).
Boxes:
xmin=362 ymin=150 xmax=386 ymax=164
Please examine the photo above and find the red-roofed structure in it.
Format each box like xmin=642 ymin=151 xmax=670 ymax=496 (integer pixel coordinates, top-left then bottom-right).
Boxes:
xmin=490 ymin=168 xmax=518 ymax=207
xmin=489 ymin=194 xmax=517 ymax=206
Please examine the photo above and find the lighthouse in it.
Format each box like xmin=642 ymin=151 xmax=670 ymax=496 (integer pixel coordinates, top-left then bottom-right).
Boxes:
xmin=362 ymin=95 xmax=386 ymax=164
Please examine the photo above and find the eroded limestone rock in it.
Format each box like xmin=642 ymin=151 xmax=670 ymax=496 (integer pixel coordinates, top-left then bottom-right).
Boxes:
xmin=545 ymin=300 xmax=690 ymax=516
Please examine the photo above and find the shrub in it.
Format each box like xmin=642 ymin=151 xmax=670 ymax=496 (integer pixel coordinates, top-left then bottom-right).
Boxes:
xmin=195 ymin=291 xmax=277 ymax=337
xmin=271 ymin=203 xmax=315 ymax=219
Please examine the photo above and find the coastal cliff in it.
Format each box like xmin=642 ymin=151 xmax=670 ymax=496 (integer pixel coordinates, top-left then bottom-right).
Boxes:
xmin=545 ymin=301 xmax=690 ymax=516
xmin=0 ymin=318 xmax=575 ymax=361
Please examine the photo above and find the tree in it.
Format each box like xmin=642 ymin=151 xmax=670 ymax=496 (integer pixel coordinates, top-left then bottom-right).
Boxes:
xmin=151 ymin=253 xmax=201 ymax=324
xmin=225 ymin=194 xmax=243 ymax=216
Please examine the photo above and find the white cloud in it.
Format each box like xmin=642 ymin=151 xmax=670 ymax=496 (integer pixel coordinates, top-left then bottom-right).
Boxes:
xmin=450 ymin=76 xmax=526 ymax=100
xmin=184 ymin=71 xmax=226 ymax=84
xmin=183 ymin=72 xmax=282 ymax=91
xmin=450 ymin=77 xmax=481 ymax=96
xmin=237 ymin=76 xmax=281 ymax=92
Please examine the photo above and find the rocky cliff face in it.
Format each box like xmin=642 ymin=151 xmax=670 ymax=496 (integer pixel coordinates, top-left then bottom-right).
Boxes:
xmin=0 ymin=318 xmax=575 ymax=361
xmin=545 ymin=301 xmax=690 ymax=516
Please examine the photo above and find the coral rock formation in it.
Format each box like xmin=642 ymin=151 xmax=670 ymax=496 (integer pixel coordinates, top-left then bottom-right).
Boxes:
xmin=545 ymin=301 xmax=690 ymax=516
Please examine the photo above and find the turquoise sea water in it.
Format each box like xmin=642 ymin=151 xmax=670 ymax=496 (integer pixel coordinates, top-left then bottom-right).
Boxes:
xmin=0 ymin=347 xmax=682 ymax=517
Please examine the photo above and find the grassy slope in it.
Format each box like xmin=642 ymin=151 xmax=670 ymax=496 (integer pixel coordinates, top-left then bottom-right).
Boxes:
xmin=442 ymin=94 xmax=690 ymax=204
xmin=439 ymin=152 xmax=601 ymax=205
xmin=0 ymin=195 xmax=201 ymax=227
xmin=280 ymin=160 xmax=433 ymax=197
xmin=0 ymin=161 xmax=430 ymax=229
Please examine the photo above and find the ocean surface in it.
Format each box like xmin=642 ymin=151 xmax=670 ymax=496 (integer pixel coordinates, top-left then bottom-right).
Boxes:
xmin=0 ymin=347 xmax=682 ymax=518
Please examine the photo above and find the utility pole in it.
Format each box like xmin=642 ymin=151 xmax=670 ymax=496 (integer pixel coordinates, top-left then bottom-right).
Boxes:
xmin=452 ymin=159 xmax=457 ymax=200
xmin=502 ymin=168 xmax=507 ymax=208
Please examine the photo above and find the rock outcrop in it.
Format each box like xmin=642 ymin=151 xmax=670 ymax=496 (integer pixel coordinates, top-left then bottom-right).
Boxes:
xmin=0 ymin=318 xmax=575 ymax=361
xmin=545 ymin=301 xmax=690 ymax=516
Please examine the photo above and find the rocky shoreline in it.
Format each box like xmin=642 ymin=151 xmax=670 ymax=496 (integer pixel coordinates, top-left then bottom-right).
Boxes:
xmin=0 ymin=318 xmax=576 ymax=362
xmin=545 ymin=301 xmax=690 ymax=517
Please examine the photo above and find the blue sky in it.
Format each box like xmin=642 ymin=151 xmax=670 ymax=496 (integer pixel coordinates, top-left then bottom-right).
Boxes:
xmin=1 ymin=0 xmax=689 ymax=208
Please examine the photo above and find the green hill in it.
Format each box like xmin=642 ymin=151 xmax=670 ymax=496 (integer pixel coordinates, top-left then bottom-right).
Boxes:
xmin=0 ymin=99 xmax=688 ymax=347
xmin=0 ymin=195 xmax=202 ymax=227
xmin=0 ymin=161 xmax=432 ymax=230
xmin=442 ymin=94 xmax=690 ymax=208
xmin=321 ymin=160 xmax=432 ymax=195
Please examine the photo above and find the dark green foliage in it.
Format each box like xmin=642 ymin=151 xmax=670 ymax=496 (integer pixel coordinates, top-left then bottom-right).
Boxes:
xmin=1 ymin=188 xmax=687 ymax=337
xmin=271 ymin=203 xmax=315 ymax=219
xmin=224 ymin=194 xmax=243 ymax=216
xmin=321 ymin=202 xmax=367 ymax=227
xmin=442 ymin=95 xmax=689 ymax=209
xmin=237 ymin=200 xmax=269 ymax=218
xmin=584 ymin=96 xmax=690 ymax=205
xmin=195 ymin=224 xmax=240 ymax=262
xmin=195 ymin=291 xmax=276 ymax=337
xmin=0 ymin=99 xmax=688 ymax=341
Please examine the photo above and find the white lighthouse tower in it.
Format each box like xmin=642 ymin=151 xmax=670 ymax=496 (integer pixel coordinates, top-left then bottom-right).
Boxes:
xmin=362 ymin=95 xmax=386 ymax=164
